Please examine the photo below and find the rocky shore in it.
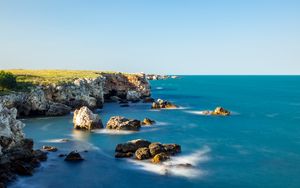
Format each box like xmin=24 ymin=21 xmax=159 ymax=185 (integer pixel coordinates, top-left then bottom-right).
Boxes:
xmin=0 ymin=104 xmax=47 ymax=187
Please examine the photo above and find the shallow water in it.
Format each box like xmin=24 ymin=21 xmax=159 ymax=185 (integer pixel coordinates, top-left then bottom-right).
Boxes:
xmin=10 ymin=76 xmax=300 ymax=188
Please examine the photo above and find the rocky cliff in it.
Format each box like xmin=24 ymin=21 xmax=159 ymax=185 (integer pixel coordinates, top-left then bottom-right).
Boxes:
xmin=0 ymin=73 xmax=150 ymax=117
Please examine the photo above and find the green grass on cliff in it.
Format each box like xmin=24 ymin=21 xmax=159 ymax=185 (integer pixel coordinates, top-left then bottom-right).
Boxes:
xmin=4 ymin=69 xmax=132 ymax=85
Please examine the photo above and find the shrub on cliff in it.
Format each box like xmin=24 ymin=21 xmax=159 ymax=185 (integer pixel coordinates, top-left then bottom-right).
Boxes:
xmin=0 ymin=71 xmax=17 ymax=90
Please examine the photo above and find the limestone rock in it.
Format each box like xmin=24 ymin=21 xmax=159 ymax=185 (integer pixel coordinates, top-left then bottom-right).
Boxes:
xmin=73 ymin=106 xmax=103 ymax=130
xmin=106 ymin=116 xmax=141 ymax=131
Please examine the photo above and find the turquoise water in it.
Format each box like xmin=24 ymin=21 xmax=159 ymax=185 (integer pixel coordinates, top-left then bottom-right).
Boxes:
xmin=10 ymin=76 xmax=300 ymax=188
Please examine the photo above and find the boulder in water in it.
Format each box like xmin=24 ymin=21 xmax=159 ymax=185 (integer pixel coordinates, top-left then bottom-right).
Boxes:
xmin=42 ymin=146 xmax=58 ymax=152
xmin=149 ymin=143 xmax=165 ymax=157
xmin=106 ymin=116 xmax=141 ymax=131
xmin=211 ymin=107 xmax=230 ymax=116
xmin=64 ymin=151 xmax=84 ymax=162
xmin=141 ymin=118 xmax=155 ymax=126
xmin=73 ymin=106 xmax=103 ymax=130
xmin=151 ymin=99 xmax=178 ymax=109
xmin=163 ymin=144 xmax=181 ymax=155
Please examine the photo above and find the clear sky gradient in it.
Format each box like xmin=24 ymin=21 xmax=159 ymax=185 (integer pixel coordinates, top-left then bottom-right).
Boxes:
xmin=0 ymin=0 xmax=299 ymax=74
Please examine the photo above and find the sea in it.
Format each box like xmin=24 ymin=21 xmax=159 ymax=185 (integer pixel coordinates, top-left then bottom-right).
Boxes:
xmin=10 ymin=76 xmax=300 ymax=188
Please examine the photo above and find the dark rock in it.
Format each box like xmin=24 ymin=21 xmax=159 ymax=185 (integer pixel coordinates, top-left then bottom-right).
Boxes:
xmin=12 ymin=161 xmax=33 ymax=176
xmin=149 ymin=143 xmax=165 ymax=157
xmin=135 ymin=147 xmax=151 ymax=160
xmin=33 ymin=150 xmax=48 ymax=161
xmin=45 ymin=102 xmax=71 ymax=116
xmin=58 ymin=154 xmax=67 ymax=158
xmin=64 ymin=151 xmax=84 ymax=162
xmin=115 ymin=139 xmax=151 ymax=154
xmin=163 ymin=144 xmax=181 ymax=155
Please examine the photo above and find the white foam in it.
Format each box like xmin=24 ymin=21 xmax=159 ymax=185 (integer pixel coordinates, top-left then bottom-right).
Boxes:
xmin=92 ymin=129 xmax=136 ymax=135
xmin=185 ymin=110 xmax=239 ymax=116
xmin=126 ymin=146 xmax=210 ymax=179
xmin=156 ymin=87 xmax=164 ymax=90
xmin=41 ymin=138 xmax=71 ymax=143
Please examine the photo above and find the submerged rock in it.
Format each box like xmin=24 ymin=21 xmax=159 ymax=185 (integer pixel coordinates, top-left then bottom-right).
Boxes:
xmin=64 ymin=151 xmax=84 ymax=162
xmin=42 ymin=146 xmax=58 ymax=152
xmin=141 ymin=118 xmax=155 ymax=126
xmin=211 ymin=107 xmax=230 ymax=116
xmin=106 ymin=116 xmax=141 ymax=131
xmin=135 ymin=147 xmax=151 ymax=160
xmin=73 ymin=106 xmax=103 ymax=130
xmin=151 ymin=99 xmax=178 ymax=109
xmin=115 ymin=152 xmax=133 ymax=158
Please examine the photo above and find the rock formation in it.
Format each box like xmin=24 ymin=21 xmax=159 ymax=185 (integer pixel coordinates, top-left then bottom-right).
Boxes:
xmin=151 ymin=99 xmax=178 ymax=109
xmin=0 ymin=72 xmax=151 ymax=118
xmin=115 ymin=139 xmax=181 ymax=163
xmin=64 ymin=151 xmax=84 ymax=162
xmin=141 ymin=118 xmax=155 ymax=126
xmin=106 ymin=116 xmax=141 ymax=131
xmin=0 ymin=104 xmax=47 ymax=186
xmin=73 ymin=106 xmax=103 ymax=130
xmin=211 ymin=107 xmax=230 ymax=116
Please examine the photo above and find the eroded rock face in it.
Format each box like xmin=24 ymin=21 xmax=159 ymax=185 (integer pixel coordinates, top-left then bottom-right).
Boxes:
xmin=106 ymin=116 xmax=141 ymax=131
xmin=103 ymin=73 xmax=150 ymax=101
xmin=151 ymin=99 xmax=178 ymax=109
xmin=73 ymin=106 xmax=103 ymax=130
xmin=0 ymin=105 xmax=47 ymax=186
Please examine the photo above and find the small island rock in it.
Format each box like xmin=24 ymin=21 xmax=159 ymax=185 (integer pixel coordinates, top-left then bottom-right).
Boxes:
xmin=211 ymin=107 xmax=230 ymax=116
xmin=73 ymin=106 xmax=103 ymax=130
xmin=141 ymin=118 xmax=155 ymax=126
xmin=151 ymin=99 xmax=178 ymax=109
xmin=42 ymin=146 xmax=58 ymax=152
xmin=64 ymin=151 xmax=84 ymax=162
xmin=106 ymin=116 xmax=141 ymax=131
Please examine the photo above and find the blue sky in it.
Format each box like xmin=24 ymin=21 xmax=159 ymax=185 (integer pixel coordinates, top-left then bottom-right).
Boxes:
xmin=0 ymin=0 xmax=299 ymax=74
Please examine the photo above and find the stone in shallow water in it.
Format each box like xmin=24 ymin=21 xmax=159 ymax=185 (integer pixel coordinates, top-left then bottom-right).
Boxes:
xmin=106 ymin=116 xmax=141 ymax=131
xmin=73 ymin=106 xmax=103 ymax=130
xmin=151 ymin=99 xmax=178 ymax=109
xmin=152 ymin=153 xmax=170 ymax=164
xmin=64 ymin=151 xmax=84 ymax=162
xmin=149 ymin=143 xmax=165 ymax=157
xmin=211 ymin=107 xmax=230 ymax=116
xmin=141 ymin=118 xmax=155 ymax=126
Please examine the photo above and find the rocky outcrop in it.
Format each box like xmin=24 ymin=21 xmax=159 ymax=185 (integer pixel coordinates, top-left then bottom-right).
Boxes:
xmin=102 ymin=73 xmax=150 ymax=102
xmin=106 ymin=116 xmax=141 ymax=131
xmin=115 ymin=139 xmax=181 ymax=163
xmin=64 ymin=151 xmax=84 ymax=162
xmin=151 ymin=99 xmax=178 ymax=109
xmin=211 ymin=107 xmax=230 ymax=116
xmin=0 ymin=88 xmax=71 ymax=117
xmin=141 ymin=118 xmax=155 ymax=126
xmin=73 ymin=106 xmax=103 ymax=130
xmin=0 ymin=104 xmax=47 ymax=186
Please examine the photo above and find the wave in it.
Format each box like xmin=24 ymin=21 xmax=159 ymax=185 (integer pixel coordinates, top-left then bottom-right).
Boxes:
xmin=41 ymin=138 xmax=71 ymax=143
xmin=185 ymin=110 xmax=239 ymax=116
xmin=126 ymin=146 xmax=210 ymax=179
